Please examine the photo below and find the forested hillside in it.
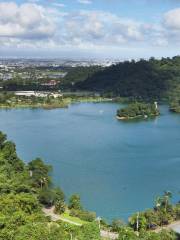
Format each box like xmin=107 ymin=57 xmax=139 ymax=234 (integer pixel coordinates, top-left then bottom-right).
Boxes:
xmin=75 ymin=56 xmax=180 ymax=102
xmin=0 ymin=131 xmax=100 ymax=240
xmin=62 ymin=66 xmax=101 ymax=85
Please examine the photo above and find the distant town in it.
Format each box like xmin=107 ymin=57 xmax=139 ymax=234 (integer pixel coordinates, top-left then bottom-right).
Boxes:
xmin=0 ymin=58 xmax=121 ymax=93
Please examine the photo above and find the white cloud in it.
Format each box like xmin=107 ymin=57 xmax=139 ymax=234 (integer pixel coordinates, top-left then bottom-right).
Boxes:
xmin=0 ymin=1 xmax=179 ymax=55
xmin=164 ymin=8 xmax=180 ymax=30
xmin=77 ymin=0 xmax=92 ymax=5
xmin=0 ymin=2 xmax=55 ymax=39
xmin=161 ymin=8 xmax=180 ymax=46
xmin=61 ymin=10 xmax=146 ymax=47
xmin=0 ymin=2 xmax=147 ymax=49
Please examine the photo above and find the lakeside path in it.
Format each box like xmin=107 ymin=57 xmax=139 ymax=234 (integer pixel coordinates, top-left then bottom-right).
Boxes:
xmin=42 ymin=207 xmax=119 ymax=239
xmin=43 ymin=207 xmax=82 ymax=226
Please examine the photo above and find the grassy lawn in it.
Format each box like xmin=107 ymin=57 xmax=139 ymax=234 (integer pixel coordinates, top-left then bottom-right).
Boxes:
xmin=60 ymin=211 xmax=88 ymax=225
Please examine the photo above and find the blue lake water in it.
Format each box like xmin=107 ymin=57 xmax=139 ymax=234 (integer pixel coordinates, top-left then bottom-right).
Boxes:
xmin=0 ymin=103 xmax=180 ymax=221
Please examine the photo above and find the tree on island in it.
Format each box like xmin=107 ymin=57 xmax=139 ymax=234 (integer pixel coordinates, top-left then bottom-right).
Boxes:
xmin=117 ymin=102 xmax=159 ymax=120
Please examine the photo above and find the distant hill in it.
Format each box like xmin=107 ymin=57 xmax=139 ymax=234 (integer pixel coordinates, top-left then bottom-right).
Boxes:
xmin=61 ymin=66 xmax=102 ymax=89
xmin=75 ymin=56 xmax=180 ymax=101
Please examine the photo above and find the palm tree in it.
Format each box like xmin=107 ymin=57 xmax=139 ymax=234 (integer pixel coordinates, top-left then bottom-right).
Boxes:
xmin=163 ymin=191 xmax=172 ymax=212
xmin=155 ymin=196 xmax=162 ymax=210
xmin=154 ymin=192 xmax=172 ymax=211
xmin=40 ymin=177 xmax=48 ymax=189
xmin=155 ymin=191 xmax=172 ymax=211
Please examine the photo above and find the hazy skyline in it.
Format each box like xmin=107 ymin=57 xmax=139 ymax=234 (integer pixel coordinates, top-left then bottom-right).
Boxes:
xmin=0 ymin=0 xmax=180 ymax=59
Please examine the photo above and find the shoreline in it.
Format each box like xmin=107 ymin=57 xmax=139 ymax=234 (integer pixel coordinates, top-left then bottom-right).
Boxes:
xmin=169 ymin=108 xmax=180 ymax=114
xmin=116 ymin=113 xmax=159 ymax=121
xmin=0 ymin=97 xmax=113 ymax=110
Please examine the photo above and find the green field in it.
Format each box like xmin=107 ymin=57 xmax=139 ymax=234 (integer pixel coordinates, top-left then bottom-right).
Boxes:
xmin=60 ymin=211 xmax=89 ymax=225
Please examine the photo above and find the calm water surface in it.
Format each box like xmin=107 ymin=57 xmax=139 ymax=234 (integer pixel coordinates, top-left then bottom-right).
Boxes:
xmin=0 ymin=103 xmax=180 ymax=221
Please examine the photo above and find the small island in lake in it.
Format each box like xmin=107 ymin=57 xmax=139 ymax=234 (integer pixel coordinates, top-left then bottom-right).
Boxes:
xmin=117 ymin=102 xmax=160 ymax=120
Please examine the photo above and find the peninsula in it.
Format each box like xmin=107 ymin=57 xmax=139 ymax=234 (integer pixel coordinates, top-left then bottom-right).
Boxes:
xmin=0 ymin=91 xmax=111 ymax=109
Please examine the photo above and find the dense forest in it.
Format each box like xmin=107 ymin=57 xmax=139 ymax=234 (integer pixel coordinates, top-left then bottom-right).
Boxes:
xmin=75 ymin=56 xmax=180 ymax=104
xmin=62 ymin=66 xmax=101 ymax=86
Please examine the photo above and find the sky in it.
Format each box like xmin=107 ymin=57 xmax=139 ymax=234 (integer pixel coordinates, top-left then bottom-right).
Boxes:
xmin=0 ymin=0 xmax=180 ymax=59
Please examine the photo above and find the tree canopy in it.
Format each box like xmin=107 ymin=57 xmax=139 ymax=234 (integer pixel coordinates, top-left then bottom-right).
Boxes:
xmin=0 ymin=131 xmax=100 ymax=240
xmin=76 ymin=56 xmax=180 ymax=103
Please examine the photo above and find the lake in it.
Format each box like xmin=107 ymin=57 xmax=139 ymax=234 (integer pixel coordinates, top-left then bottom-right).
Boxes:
xmin=0 ymin=103 xmax=180 ymax=221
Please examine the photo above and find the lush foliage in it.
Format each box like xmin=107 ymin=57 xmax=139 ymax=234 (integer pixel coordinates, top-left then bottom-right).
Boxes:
xmin=117 ymin=228 xmax=176 ymax=240
xmin=0 ymin=130 xmax=178 ymax=240
xmin=0 ymin=131 xmax=100 ymax=240
xmin=62 ymin=66 xmax=101 ymax=88
xmin=117 ymin=102 xmax=159 ymax=120
xmin=169 ymin=99 xmax=180 ymax=113
xmin=68 ymin=194 xmax=96 ymax=222
xmin=128 ymin=191 xmax=180 ymax=232
xmin=0 ymin=92 xmax=70 ymax=109
xmin=0 ymin=92 xmax=109 ymax=109
xmin=76 ymin=56 xmax=180 ymax=103
xmin=1 ymin=66 xmax=101 ymax=91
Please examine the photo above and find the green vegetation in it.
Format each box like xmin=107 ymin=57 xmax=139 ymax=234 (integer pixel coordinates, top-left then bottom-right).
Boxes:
xmin=0 ymin=130 xmax=179 ymax=239
xmin=0 ymin=92 xmax=68 ymax=109
xmin=69 ymin=194 xmax=82 ymax=210
xmin=105 ymin=192 xmax=179 ymax=240
xmin=1 ymin=66 xmax=101 ymax=92
xmin=69 ymin=208 xmax=96 ymax=223
xmin=61 ymin=211 xmax=89 ymax=225
xmin=62 ymin=66 xmax=102 ymax=88
xmin=117 ymin=102 xmax=159 ymax=120
xmin=3 ymin=56 xmax=180 ymax=113
xmin=117 ymin=228 xmax=176 ymax=240
xmin=75 ymin=56 xmax=180 ymax=105
xmin=169 ymin=99 xmax=180 ymax=113
xmin=128 ymin=191 xmax=180 ymax=231
xmin=67 ymin=194 xmax=96 ymax=223
xmin=0 ymin=92 xmax=110 ymax=109
xmin=0 ymin=131 xmax=100 ymax=240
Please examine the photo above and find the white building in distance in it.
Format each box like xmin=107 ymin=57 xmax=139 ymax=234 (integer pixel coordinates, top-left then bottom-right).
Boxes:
xmin=15 ymin=91 xmax=62 ymax=98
